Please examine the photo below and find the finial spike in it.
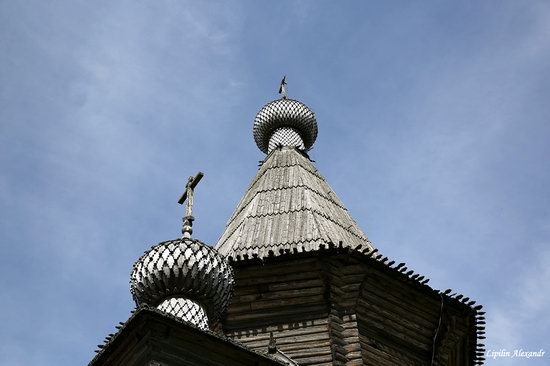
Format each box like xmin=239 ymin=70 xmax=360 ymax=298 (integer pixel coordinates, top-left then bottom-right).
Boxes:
xmin=178 ymin=172 xmax=204 ymax=238
xmin=278 ymin=75 xmax=287 ymax=99
xmin=268 ymin=332 xmax=277 ymax=353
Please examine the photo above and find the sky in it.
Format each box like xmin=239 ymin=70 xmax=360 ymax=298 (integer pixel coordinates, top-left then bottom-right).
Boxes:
xmin=1 ymin=1 xmax=549 ymax=365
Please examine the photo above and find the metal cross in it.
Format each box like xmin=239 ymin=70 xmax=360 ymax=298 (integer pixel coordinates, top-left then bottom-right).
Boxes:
xmin=178 ymin=171 xmax=204 ymax=238
xmin=278 ymin=75 xmax=287 ymax=99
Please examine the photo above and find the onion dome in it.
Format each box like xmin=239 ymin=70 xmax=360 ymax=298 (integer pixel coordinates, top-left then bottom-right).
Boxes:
xmin=130 ymin=238 xmax=234 ymax=329
xmin=130 ymin=172 xmax=234 ymax=329
xmin=253 ymin=98 xmax=318 ymax=154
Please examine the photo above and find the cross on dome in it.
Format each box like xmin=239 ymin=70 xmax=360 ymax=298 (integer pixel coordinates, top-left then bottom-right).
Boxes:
xmin=178 ymin=171 xmax=204 ymax=239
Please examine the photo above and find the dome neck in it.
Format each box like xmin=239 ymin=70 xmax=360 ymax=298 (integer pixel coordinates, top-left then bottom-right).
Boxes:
xmin=157 ymin=297 xmax=209 ymax=329
xmin=268 ymin=127 xmax=305 ymax=153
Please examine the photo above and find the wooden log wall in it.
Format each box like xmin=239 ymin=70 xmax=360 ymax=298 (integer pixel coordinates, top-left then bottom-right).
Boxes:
xmin=358 ymin=267 xmax=439 ymax=365
xmin=223 ymin=253 xmax=474 ymax=366
xmin=357 ymin=260 xmax=473 ymax=366
xmin=319 ymin=256 xmax=365 ymax=366
xmin=224 ymin=258 xmax=333 ymax=365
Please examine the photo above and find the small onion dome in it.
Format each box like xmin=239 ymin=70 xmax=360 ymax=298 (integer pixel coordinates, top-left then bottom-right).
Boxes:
xmin=253 ymin=98 xmax=317 ymax=154
xmin=130 ymin=238 xmax=234 ymax=327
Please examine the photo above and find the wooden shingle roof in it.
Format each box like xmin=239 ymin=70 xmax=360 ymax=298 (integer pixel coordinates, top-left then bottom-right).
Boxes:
xmin=215 ymin=146 xmax=374 ymax=259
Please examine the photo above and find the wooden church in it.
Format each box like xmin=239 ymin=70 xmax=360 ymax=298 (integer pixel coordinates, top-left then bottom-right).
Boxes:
xmin=88 ymin=82 xmax=486 ymax=366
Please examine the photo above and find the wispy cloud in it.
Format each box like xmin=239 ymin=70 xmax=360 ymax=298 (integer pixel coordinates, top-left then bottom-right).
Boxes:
xmin=0 ymin=1 xmax=246 ymax=364
xmin=1 ymin=1 xmax=549 ymax=365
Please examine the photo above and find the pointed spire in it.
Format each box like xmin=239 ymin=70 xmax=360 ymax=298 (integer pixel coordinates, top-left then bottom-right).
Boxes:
xmin=215 ymin=147 xmax=373 ymax=259
xmin=217 ymin=82 xmax=374 ymax=260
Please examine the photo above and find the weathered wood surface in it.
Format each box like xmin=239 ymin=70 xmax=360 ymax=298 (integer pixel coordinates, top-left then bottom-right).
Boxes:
xmin=90 ymin=308 xmax=286 ymax=366
xmin=215 ymin=148 xmax=373 ymax=259
xmin=223 ymin=252 xmax=476 ymax=366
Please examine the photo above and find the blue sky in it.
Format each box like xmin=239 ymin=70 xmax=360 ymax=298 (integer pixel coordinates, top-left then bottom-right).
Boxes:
xmin=1 ymin=1 xmax=549 ymax=365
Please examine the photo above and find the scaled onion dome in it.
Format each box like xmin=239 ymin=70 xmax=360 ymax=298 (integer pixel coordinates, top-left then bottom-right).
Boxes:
xmin=253 ymin=98 xmax=318 ymax=153
xmin=130 ymin=239 xmax=234 ymax=329
xmin=130 ymin=174 xmax=234 ymax=330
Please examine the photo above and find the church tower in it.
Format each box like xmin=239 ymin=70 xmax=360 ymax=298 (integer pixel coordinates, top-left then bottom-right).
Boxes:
xmin=89 ymin=80 xmax=486 ymax=366
xmin=216 ymin=82 xmax=485 ymax=365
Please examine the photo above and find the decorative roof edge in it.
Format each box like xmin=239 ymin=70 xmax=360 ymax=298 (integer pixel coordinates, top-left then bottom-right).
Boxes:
xmin=89 ymin=305 xmax=289 ymax=366
xmin=226 ymin=242 xmax=486 ymax=365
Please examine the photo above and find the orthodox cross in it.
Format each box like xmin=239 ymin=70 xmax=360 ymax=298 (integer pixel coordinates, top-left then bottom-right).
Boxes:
xmin=178 ymin=171 xmax=204 ymax=238
xmin=278 ymin=75 xmax=287 ymax=99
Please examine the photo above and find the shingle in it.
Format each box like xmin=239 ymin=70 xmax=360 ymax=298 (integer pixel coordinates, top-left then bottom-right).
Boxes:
xmin=215 ymin=147 xmax=374 ymax=259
